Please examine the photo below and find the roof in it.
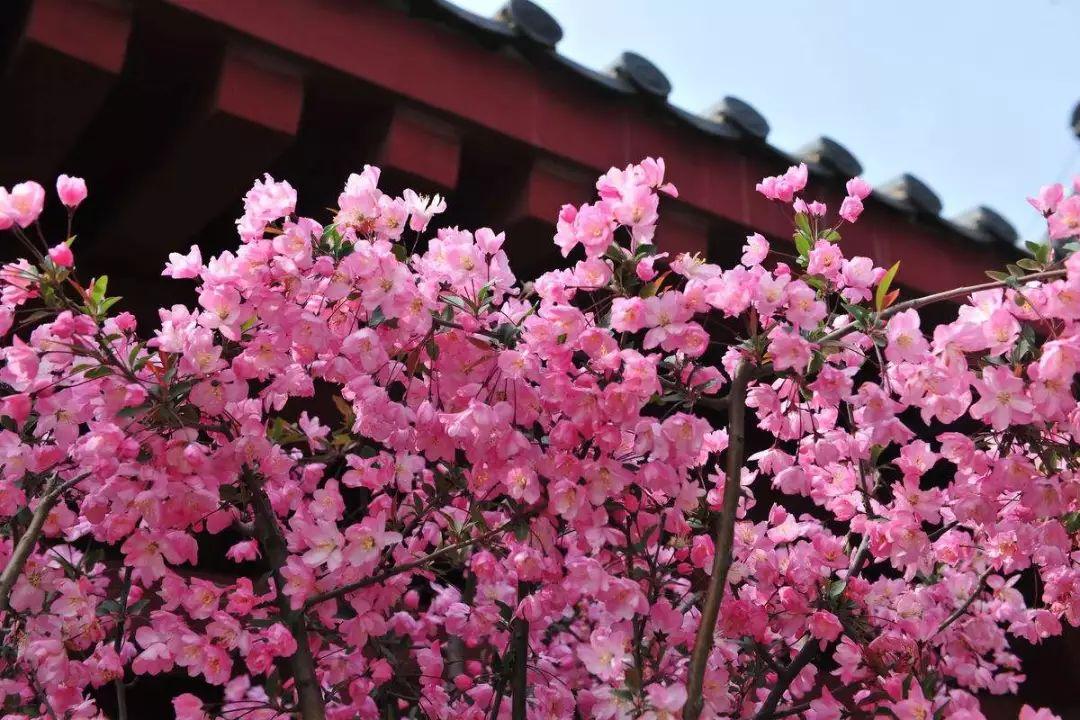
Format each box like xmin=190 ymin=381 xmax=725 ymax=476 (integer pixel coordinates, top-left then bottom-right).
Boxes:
xmin=0 ymin=0 xmax=1021 ymax=319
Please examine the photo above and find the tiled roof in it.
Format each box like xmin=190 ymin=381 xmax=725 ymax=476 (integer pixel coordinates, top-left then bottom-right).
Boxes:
xmin=418 ymin=0 xmax=1021 ymax=246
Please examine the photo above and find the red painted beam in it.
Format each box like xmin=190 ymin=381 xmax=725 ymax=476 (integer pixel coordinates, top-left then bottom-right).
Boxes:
xmin=164 ymin=0 xmax=1011 ymax=293
xmin=506 ymin=157 xmax=594 ymax=227
xmin=0 ymin=0 xmax=131 ymax=184
xmin=658 ymin=206 xmax=711 ymax=257
xmin=377 ymin=105 xmax=461 ymax=191
xmin=95 ymin=44 xmax=304 ymax=264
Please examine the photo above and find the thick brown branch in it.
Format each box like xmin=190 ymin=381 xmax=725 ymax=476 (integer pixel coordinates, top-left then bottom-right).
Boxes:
xmin=753 ymin=640 xmax=817 ymax=720
xmin=684 ymin=361 xmax=755 ymax=720
xmin=511 ymin=581 xmax=529 ymax=720
xmin=241 ymin=472 xmax=326 ymax=720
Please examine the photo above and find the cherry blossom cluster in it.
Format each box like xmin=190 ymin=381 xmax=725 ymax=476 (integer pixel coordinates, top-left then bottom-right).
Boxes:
xmin=0 ymin=155 xmax=1076 ymax=720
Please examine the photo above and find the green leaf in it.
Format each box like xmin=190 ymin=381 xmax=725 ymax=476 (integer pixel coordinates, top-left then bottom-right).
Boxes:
xmin=392 ymin=243 xmax=407 ymax=262
xmin=827 ymin=579 xmax=847 ymax=599
xmin=116 ymin=403 xmax=151 ymax=419
xmin=84 ymin=366 xmax=112 ymax=379
xmin=875 ymin=261 xmax=900 ymax=312
xmin=1063 ymin=511 xmax=1080 ymax=534
xmin=95 ymin=599 xmax=123 ymax=616
xmin=90 ymin=276 xmax=108 ymax=305
xmin=1026 ymin=240 xmax=1051 ymax=265
xmin=1037 ymin=243 xmax=1050 ymax=265
xmin=793 ymin=231 xmax=812 ymax=259
xmin=332 ymin=395 xmax=355 ymax=426
xmin=985 ymin=270 xmax=1011 ymax=282
xmin=494 ymin=323 xmax=520 ymax=347
xmin=1016 ymin=258 xmax=1042 ymax=272
xmin=1006 ymin=264 xmax=1024 ymax=278
xmin=795 ymin=213 xmax=811 ymax=237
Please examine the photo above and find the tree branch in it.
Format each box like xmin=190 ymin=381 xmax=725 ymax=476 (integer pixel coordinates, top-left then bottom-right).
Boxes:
xmin=933 ymin=568 xmax=992 ymax=638
xmin=752 ymin=532 xmax=873 ymax=720
xmin=241 ymin=472 xmax=326 ymax=720
xmin=511 ymin=582 xmax=529 ymax=720
xmin=759 ymin=701 xmax=812 ymax=720
xmin=113 ymin=566 xmax=132 ymax=720
xmin=818 ymin=268 xmax=1066 ymax=349
xmin=753 ymin=639 xmax=818 ymax=720
xmin=304 ymin=519 xmax=518 ymax=609
xmin=0 ymin=475 xmax=83 ymax=613
xmin=684 ymin=361 xmax=755 ymax=720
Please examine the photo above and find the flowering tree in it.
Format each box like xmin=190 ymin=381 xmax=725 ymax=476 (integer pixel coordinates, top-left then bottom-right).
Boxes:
xmin=0 ymin=157 xmax=1077 ymax=720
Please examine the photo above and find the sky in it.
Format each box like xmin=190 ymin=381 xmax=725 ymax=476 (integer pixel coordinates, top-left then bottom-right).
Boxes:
xmin=456 ymin=0 xmax=1080 ymax=244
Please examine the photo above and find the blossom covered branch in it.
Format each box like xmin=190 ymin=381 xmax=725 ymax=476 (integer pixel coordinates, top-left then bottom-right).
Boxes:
xmin=0 ymin=158 xmax=1076 ymax=720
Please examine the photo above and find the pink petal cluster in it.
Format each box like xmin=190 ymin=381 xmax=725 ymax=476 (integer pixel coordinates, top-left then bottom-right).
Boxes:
xmin=0 ymin=159 xmax=1071 ymax=720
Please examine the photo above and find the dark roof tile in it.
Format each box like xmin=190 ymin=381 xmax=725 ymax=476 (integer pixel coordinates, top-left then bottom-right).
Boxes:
xmin=611 ymin=52 xmax=672 ymax=100
xmin=951 ymin=206 xmax=1018 ymax=245
xmin=496 ymin=0 xmax=562 ymax=49
xmin=796 ymin=136 xmax=863 ymax=177
xmin=877 ymin=174 xmax=943 ymax=216
xmin=707 ymin=96 xmax=769 ymax=141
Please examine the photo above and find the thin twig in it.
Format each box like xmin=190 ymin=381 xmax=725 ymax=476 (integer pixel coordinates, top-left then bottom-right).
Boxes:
xmin=818 ymin=268 xmax=1066 ymax=349
xmin=304 ymin=519 xmax=518 ymax=609
xmin=933 ymin=568 xmax=992 ymax=638
xmin=113 ymin=566 xmax=132 ymax=720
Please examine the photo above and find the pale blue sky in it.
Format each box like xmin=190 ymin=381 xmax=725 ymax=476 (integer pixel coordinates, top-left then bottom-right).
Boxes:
xmin=457 ymin=0 xmax=1080 ymax=243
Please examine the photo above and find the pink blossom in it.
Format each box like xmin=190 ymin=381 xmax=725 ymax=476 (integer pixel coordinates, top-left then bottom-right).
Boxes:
xmin=1020 ymin=706 xmax=1062 ymax=720
xmin=885 ymin=310 xmax=930 ymax=363
xmin=756 ymin=163 xmax=808 ymax=202
xmin=808 ymin=610 xmax=844 ymax=644
xmin=403 ymin=189 xmax=447 ymax=232
xmin=742 ymin=232 xmax=769 ymax=266
xmin=0 ymin=181 xmax=45 ymax=228
xmin=55 ymin=174 xmax=88 ymax=208
xmin=846 ymin=176 xmax=872 ymax=200
xmin=48 ymin=243 xmax=73 ymax=268
xmin=970 ymin=365 xmax=1033 ymax=430
xmin=839 ymin=195 xmax=864 ymax=223
xmin=1048 ymin=195 xmax=1080 ymax=240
